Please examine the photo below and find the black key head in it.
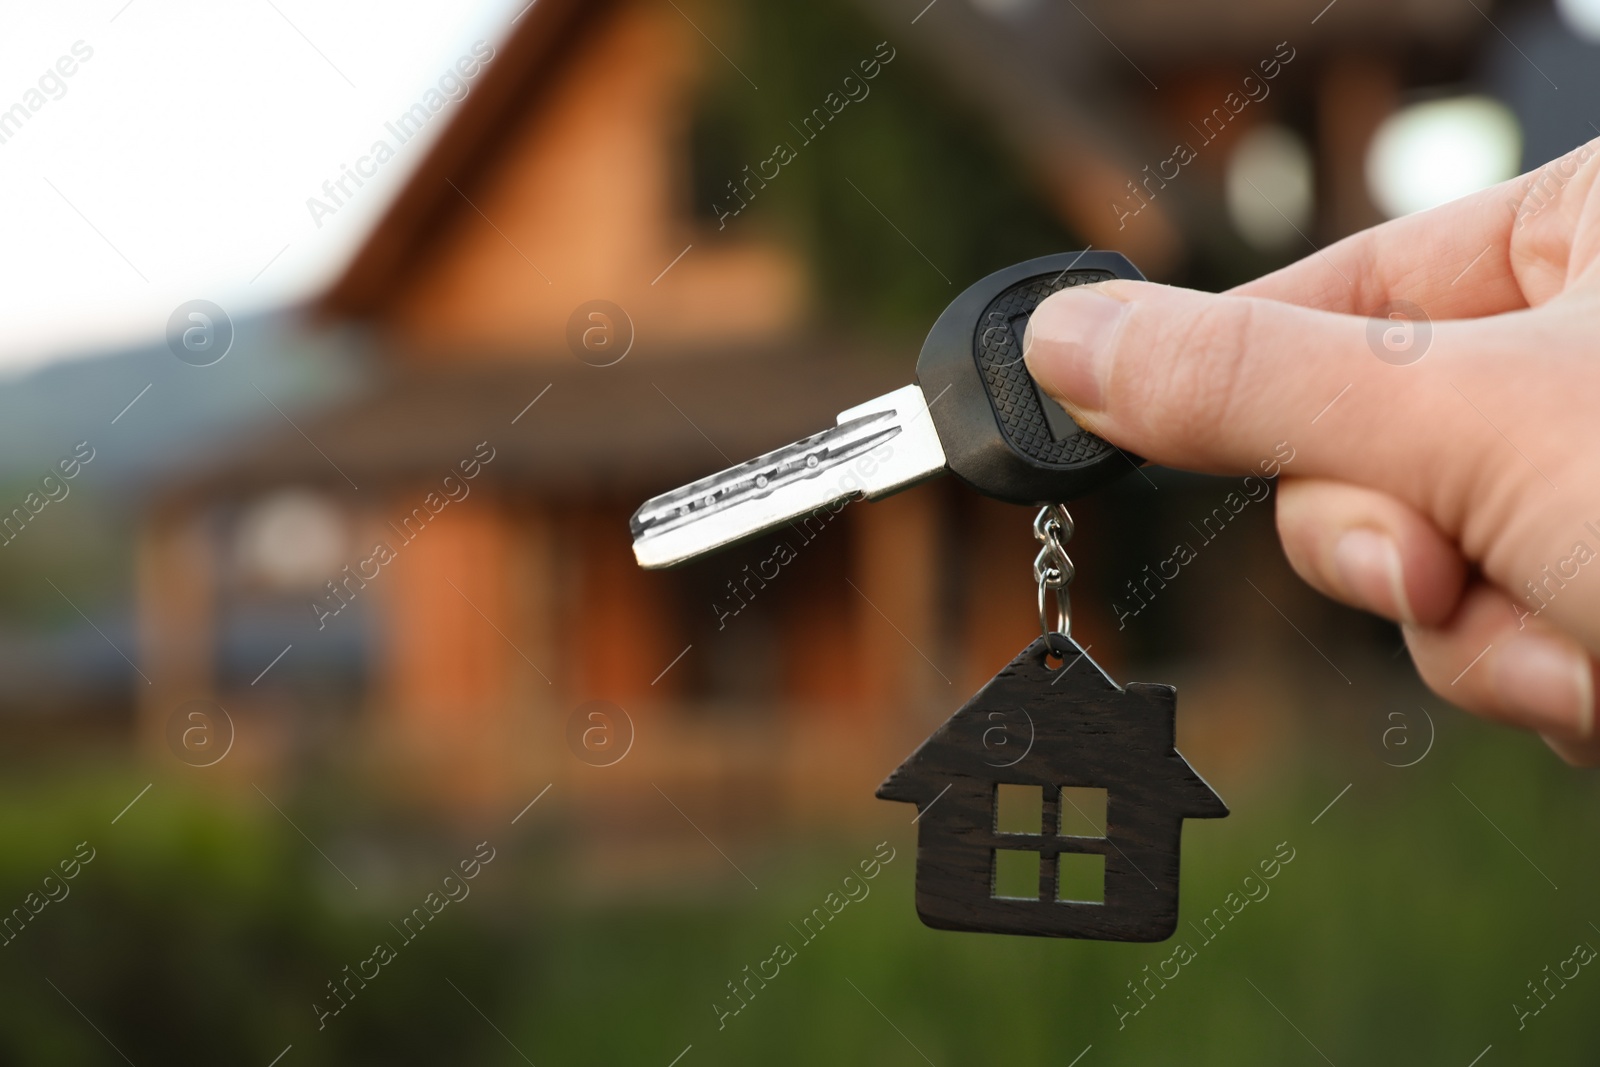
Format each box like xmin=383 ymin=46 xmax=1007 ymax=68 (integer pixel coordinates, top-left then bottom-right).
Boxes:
xmin=916 ymin=251 xmax=1145 ymax=505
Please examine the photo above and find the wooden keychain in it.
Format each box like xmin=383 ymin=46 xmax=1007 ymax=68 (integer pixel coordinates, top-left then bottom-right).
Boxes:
xmin=626 ymin=252 xmax=1225 ymax=939
xmin=876 ymin=505 xmax=1228 ymax=941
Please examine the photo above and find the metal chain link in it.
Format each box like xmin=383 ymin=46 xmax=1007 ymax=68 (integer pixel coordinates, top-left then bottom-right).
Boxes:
xmin=1032 ymin=504 xmax=1074 ymax=651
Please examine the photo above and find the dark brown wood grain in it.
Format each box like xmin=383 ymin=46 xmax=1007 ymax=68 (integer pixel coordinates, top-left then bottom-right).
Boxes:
xmin=877 ymin=636 xmax=1227 ymax=941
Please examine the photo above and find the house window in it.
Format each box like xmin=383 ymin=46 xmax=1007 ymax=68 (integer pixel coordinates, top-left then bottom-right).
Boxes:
xmin=1059 ymin=786 xmax=1108 ymax=837
xmin=993 ymin=849 xmax=1042 ymax=899
xmin=994 ymin=783 xmax=1043 ymax=834
xmin=1056 ymin=853 xmax=1106 ymax=903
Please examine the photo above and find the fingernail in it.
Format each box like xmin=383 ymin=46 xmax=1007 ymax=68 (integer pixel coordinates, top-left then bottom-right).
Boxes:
xmin=1331 ymin=528 xmax=1414 ymax=624
xmin=1023 ymin=288 xmax=1130 ymax=412
xmin=1491 ymin=634 xmax=1595 ymax=738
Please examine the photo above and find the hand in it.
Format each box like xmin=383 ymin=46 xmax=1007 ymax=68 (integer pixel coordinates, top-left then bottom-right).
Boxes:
xmin=1024 ymin=139 xmax=1600 ymax=765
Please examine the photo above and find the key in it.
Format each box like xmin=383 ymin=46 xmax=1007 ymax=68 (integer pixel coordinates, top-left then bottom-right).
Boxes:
xmin=630 ymin=251 xmax=1145 ymax=569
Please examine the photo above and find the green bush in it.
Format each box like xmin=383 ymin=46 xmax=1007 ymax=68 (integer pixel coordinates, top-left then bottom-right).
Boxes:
xmin=1 ymin=723 xmax=1597 ymax=1065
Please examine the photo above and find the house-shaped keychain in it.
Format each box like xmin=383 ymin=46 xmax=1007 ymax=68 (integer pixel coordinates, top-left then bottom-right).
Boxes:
xmin=877 ymin=636 xmax=1227 ymax=941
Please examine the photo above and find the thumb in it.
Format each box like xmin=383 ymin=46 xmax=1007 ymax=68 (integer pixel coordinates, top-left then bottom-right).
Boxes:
xmin=1022 ymin=279 xmax=1463 ymax=493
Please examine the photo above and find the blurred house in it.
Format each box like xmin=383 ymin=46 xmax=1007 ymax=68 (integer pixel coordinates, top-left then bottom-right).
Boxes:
xmin=135 ymin=0 xmax=1062 ymax=838
xmin=129 ymin=0 xmax=1561 ymax=841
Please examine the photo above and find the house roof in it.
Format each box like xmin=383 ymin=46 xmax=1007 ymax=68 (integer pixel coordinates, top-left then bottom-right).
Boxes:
xmin=165 ymin=340 xmax=912 ymax=500
xmin=314 ymin=0 xmax=1157 ymax=314
xmin=317 ymin=0 xmax=1497 ymax=322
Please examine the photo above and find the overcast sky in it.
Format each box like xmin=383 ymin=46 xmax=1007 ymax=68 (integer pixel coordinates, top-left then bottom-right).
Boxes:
xmin=0 ymin=0 xmax=520 ymax=377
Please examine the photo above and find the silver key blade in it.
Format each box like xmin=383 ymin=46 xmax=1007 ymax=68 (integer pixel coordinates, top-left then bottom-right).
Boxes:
xmin=631 ymin=383 xmax=946 ymax=568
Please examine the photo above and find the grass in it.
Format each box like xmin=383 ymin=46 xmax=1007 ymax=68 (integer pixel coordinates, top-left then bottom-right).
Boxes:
xmin=0 ymin=718 xmax=1597 ymax=1065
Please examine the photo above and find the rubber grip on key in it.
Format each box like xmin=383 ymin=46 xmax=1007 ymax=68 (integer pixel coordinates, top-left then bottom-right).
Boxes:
xmin=915 ymin=251 xmax=1145 ymax=505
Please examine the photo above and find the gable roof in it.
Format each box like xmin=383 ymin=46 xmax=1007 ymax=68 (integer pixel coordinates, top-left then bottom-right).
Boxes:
xmin=161 ymin=337 xmax=910 ymax=499
xmin=306 ymin=0 xmax=1501 ymax=327
xmin=876 ymin=636 xmax=1227 ymax=820
xmin=311 ymin=0 xmax=1191 ymax=321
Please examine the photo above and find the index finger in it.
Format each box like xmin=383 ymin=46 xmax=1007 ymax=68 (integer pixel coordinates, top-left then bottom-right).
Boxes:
xmin=1229 ymin=146 xmax=1595 ymax=318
